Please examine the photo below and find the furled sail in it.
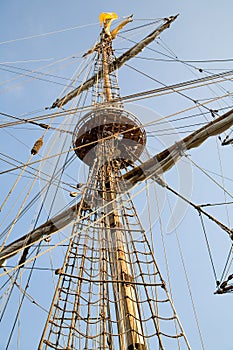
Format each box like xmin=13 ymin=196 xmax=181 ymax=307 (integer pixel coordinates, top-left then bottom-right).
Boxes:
xmin=51 ymin=15 xmax=178 ymax=109
xmin=0 ymin=204 xmax=79 ymax=266
xmin=123 ymin=107 xmax=233 ymax=184
xmin=0 ymin=107 xmax=233 ymax=266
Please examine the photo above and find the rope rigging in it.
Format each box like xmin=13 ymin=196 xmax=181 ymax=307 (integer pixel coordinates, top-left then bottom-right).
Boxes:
xmin=0 ymin=10 xmax=233 ymax=350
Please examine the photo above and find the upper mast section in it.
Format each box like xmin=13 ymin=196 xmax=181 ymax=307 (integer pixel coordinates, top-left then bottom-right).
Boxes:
xmin=84 ymin=12 xmax=133 ymax=105
xmin=72 ymin=13 xmax=146 ymax=166
xmin=51 ymin=13 xmax=178 ymax=109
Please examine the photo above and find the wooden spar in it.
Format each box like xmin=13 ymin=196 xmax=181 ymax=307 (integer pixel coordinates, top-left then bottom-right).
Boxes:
xmin=1 ymin=107 xmax=233 ymax=266
xmin=123 ymin=107 xmax=233 ymax=185
xmin=0 ymin=204 xmax=79 ymax=266
xmin=51 ymin=15 xmax=178 ymax=109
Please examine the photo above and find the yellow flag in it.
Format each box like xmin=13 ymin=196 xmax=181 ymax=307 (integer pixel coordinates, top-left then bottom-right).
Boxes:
xmin=99 ymin=12 xmax=118 ymax=26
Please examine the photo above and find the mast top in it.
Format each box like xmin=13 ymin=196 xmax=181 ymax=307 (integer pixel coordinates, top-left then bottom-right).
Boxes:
xmin=99 ymin=12 xmax=118 ymax=36
xmin=82 ymin=12 xmax=133 ymax=57
xmin=98 ymin=12 xmax=133 ymax=39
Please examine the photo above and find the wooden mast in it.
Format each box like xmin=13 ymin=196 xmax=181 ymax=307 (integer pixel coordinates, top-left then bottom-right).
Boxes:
xmin=100 ymin=14 xmax=146 ymax=349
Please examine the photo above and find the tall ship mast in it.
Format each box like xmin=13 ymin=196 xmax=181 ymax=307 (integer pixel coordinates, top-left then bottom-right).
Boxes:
xmin=0 ymin=10 xmax=233 ymax=349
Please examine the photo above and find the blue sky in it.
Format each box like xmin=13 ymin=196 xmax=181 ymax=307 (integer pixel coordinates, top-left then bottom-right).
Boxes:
xmin=1 ymin=1 xmax=233 ymax=349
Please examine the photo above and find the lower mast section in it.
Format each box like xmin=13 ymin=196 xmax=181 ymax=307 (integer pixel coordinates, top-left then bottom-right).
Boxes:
xmin=38 ymin=134 xmax=191 ymax=349
xmin=101 ymin=159 xmax=146 ymax=350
